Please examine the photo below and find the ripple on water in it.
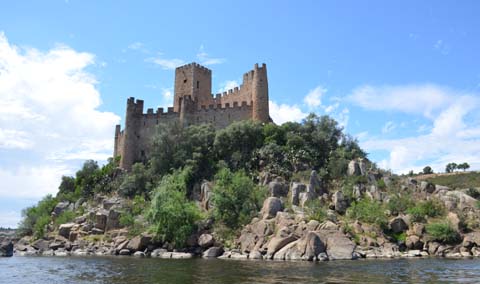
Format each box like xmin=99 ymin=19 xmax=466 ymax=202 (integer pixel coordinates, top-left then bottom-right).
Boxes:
xmin=1 ymin=256 xmax=480 ymax=284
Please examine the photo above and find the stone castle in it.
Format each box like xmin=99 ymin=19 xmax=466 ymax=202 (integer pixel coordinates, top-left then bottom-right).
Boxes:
xmin=114 ymin=62 xmax=271 ymax=170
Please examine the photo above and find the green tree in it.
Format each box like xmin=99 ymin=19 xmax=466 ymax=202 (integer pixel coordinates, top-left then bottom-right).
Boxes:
xmin=148 ymin=168 xmax=202 ymax=247
xmin=423 ymin=166 xmax=434 ymax=175
xmin=457 ymin=162 xmax=470 ymax=172
xmin=214 ymin=120 xmax=264 ymax=171
xmin=17 ymin=194 xmax=58 ymax=238
xmin=212 ymin=167 xmax=267 ymax=229
xmin=426 ymin=222 xmax=460 ymax=244
xmin=150 ymin=122 xmax=216 ymax=184
xmin=446 ymin=163 xmax=457 ymax=173
xmin=119 ymin=163 xmax=152 ymax=198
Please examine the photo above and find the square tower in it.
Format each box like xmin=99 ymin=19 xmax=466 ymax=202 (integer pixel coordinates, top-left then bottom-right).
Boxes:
xmin=174 ymin=63 xmax=213 ymax=112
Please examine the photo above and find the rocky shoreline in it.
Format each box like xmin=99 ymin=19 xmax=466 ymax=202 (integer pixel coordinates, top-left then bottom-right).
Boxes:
xmin=6 ymin=161 xmax=480 ymax=263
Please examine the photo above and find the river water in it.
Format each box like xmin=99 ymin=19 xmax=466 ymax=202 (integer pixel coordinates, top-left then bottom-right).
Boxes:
xmin=1 ymin=256 xmax=480 ymax=284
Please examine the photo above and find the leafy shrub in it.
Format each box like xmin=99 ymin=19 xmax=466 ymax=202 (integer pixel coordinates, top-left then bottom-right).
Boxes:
xmin=148 ymin=169 xmax=202 ymax=247
xmin=17 ymin=194 xmax=58 ymax=238
xmin=466 ymin=188 xmax=480 ymax=199
xmin=212 ymin=167 xmax=267 ymax=229
xmin=407 ymin=199 xmax=445 ymax=222
xmin=119 ymin=163 xmax=151 ymax=198
xmin=305 ymin=199 xmax=327 ymax=222
xmin=346 ymin=199 xmax=387 ymax=228
xmin=426 ymin=222 xmax=460 ymax=244
xmin=387 ymin=194 xmax=414 ymax=215
xmin=54 ymin=211 xmax=76 ymax=227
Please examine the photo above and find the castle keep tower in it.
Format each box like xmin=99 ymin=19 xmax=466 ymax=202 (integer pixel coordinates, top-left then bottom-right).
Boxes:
xmin=114 ymin=62 xmax=271 ymax=170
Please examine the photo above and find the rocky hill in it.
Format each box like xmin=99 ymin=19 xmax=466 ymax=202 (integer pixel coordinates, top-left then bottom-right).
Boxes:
xmin=9 ymin=117 xmax=480 ymax=261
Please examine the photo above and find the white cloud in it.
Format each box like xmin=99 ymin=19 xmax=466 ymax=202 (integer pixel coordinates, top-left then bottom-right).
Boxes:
xmin=269 ymin=100 xmax=307 ymax=125
xmin=348 ymin=84 xmax=453 ymax=118
xmin=303 ymin=86 xmax=326 ymax=108
xmin=382 ymin=121 xmax=396 ymax=134
xmin=218 ymin=80 xmax=239 ymax=93
xmin=357 ymin=86 xmax=480 ymax=173
xmin=0 ymin=32 xmax=120 ymax=224
xmin=147 ymin=56 xmax=185 ymax=70
xmin=196 ymin=45 xmax=225 ymax=65
xmin=0 ymin=211 xmax=21 ymax=229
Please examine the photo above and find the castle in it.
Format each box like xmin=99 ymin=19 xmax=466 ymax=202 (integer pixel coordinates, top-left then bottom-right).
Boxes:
xmin=114 ymin=62 xmax=271 ymax=170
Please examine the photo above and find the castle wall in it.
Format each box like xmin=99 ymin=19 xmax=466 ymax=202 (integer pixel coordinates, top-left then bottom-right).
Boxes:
xmin=114 ymin=62 xmax=270 ymax=170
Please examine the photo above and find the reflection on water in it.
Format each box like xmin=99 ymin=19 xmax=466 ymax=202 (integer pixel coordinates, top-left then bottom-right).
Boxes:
xmin=1 ymin=256 xmax=480 ymax=284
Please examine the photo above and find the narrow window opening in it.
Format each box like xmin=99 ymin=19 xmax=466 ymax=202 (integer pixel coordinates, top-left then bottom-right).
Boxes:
xmin=183 ymin=79 xmax=187 ymax=83
xmin=197 ymin=81 xmax=200 ymax=88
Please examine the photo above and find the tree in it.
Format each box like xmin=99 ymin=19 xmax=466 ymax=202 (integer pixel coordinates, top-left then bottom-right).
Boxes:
xmin=147 ymin=168 xmax=202 ymax=247
xmin=445 ymin=163 xmax=457 ymax=173
xmin=423 ymin=166 xmax=434 ymax=175
xmin=457 ymin=162 xmax=470 ymax=172
xmin=212 ymin=167 xmax=267 ymax=229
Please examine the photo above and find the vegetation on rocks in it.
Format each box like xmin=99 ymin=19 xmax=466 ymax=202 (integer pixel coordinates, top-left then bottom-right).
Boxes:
xmin=15 ymin=113 xmax=480 ymax=261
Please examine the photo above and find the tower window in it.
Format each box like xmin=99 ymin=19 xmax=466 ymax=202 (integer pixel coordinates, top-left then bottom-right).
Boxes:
xmin=197 ymin=81 xmax=199 ymax=88
xmin=183 ymin=79 xmax=187 ymax=83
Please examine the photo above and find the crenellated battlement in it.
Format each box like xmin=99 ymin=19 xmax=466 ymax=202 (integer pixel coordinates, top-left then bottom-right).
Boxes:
xmin=115 ymin=62 xmax=270 ymax=170
xmin=176 ymin=62 xmax=212 ymax=74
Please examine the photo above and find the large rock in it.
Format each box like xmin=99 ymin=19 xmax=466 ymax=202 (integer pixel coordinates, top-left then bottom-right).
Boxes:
xmin=317 ymin=230 xmax=356 ymax=260
xmin=198 ymin=233 xmax=214 ymax=248
xmin=266 ymin=235 xmax=297 ymax=259
xmin=261 ymin=197 xmax=283 ymax=219
xmin=200 ymin=181 xmax=213 ymax=210
xmin=106 ymin=209 xmax=121 ymax=231
xmin=447 ymin=212 xmax=461 ymax=232
xmin=269 ymin=180 xmax=288 ymax=197
xmin=309 ymin=170 xmax=326 ymax=195
xmin=420 ymin=181 xmax=436 ymax=194
xmin=32 ymin=239 xmax=50 ymax=251
xmin=291 ymin=182 xmax=306 ymax=206
xmin=0 ymin=241 xmax=13 ymax=257
xmin=53 ymin=201 xmax=70 ymax=216
xmin=202 ymin=246 xmax=224 ymax=258
xmin=300 ymin=231 xmax=325 ymax=261
xmin=127 ymin=235 xmax=152 ymax=252
xmin=332 ymin=191 xmax=348 ymax=214
xmin=347 ymin=160 xmax=362 ymax=176
xmin=299 ymin=191 xmax=315 ymax=208
xmin=103 ymin=197 xmax=121 ymax=210
xmin=58 ymin=223 xmax=75 ymax=238
xmin=389 ymin=217 xmax=408 ymax=233
xmin=95 ymin=211 xmax=108 ymax=231
xmin=406 ymin=235 xmax=424 ymax=250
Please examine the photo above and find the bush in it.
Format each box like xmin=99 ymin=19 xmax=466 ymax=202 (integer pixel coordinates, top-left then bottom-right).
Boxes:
xmin=426 ymin=222 xmax=460 ymax=244
xmin=17 ymin=195 xmax=58 ymax=238
xmin=148 ymin=169 xmax=202 ymax=247
xmin=387 ymin=194 xmax=414 ymax=215
xmin=305 ymin=199 xmax=327 ymax=222
xmin=212 ymin=167 xmax=267 ymax=229
xmin=346 ymin=199 xmax=387 ymax=228
xmin=407 ymin=199 xmax=445 ymax=222
xmin=119 ymin=163 xmax=151 ymax=198
xmin=54 ymin=211 xmax=76 ymax=227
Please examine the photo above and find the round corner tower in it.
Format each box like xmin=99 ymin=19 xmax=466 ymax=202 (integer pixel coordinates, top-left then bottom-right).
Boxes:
xmin=252 ymin=63 xmax=269 ymax=123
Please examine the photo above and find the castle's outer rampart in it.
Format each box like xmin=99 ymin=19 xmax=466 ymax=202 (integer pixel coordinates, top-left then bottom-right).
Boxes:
xmin=114 ymin=62 xmax=271 ymax=170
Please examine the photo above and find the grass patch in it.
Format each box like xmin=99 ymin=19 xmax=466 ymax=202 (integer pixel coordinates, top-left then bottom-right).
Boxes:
xmin=426 ymin=222 xmax=460 ymax=244
xmin=346 ymin=198 xmax=387 ymax=228
xmin=426 ymin=172 xmax=480 ymax=189
xmin=407 ymin=199 xmax=445 ymax=222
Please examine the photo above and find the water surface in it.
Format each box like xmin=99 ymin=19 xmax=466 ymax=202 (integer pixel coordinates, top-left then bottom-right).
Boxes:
xmin=1 ymin=256 xmax=480 ymax=284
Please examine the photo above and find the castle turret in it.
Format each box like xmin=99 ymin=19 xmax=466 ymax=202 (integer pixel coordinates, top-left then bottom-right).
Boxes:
xmin=119 ymin=97 xmax=143 ymax=170
xmin=252 ymin=63 xmax=269 ymax=122
xmin=174 ymin=63 xmax=213 ymax=112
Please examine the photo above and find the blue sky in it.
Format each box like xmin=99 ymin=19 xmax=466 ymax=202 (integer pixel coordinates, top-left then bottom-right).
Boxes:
xmin=1 ymin=0 xmax=480 ymax=227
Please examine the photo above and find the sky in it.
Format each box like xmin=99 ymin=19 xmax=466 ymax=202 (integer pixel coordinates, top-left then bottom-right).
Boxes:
xmin=1 ymin=0 xmax=480 ymax=227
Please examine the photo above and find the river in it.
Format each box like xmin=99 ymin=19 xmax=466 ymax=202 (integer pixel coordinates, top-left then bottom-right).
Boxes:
xmin=1 ymin=256 xmax=480 ymax=283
